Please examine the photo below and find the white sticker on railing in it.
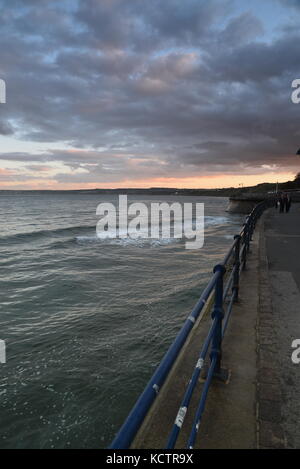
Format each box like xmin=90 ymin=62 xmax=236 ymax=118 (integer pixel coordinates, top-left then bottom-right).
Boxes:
xmin=153 ymin=384 xmax=160 ymax=395
xmin=175 ymin=406 xmax=187 ymax=428
xmin=196 ymin=358 xmax=204 ymax=370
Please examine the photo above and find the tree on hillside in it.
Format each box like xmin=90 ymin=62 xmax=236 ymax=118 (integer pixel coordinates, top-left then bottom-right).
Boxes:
xmin=295 ymin=172 xmax=300 ymax=181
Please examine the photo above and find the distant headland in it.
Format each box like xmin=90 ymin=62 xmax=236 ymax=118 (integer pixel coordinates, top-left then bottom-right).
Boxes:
xmin=1 ymin=175 xmax=300 ymax=196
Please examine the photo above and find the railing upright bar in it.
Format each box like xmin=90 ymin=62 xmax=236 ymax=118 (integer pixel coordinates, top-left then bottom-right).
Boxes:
xmin=245 ymin=216 xmax=251 ymax=252
xmin=241 ymin=225 xmax=247 ymax=270
xmin=223 ymin=267 xmax=235 ymax=301
xmin=222 ymin=290 xmax=236 ymax=337
xmin=210 ymin=264 xmax=226 ymax=376
xmin=232 ymin=234 xmax=241 ymax=301
xmin=222 ymin=236 xmax=238 ymax=266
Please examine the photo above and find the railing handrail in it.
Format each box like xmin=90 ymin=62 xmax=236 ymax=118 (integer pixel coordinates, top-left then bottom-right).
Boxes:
xmin=110 ymin=199 xmax=272 ymax=449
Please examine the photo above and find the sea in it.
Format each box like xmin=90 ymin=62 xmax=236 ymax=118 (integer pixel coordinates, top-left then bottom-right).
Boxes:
xmin=0 ymin=192 xmax=244 ymax=448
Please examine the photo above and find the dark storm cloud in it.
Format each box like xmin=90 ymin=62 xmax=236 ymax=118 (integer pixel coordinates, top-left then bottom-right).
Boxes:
xmin=209 ymin=34 xmax=300 ymax=83
xmin=0 ymin=0 xmax=299 ymax=186
xmin=278 ymin=0 xmax=300 ymax=8
xmin=0 ymin=121 xmax=14 ymax=136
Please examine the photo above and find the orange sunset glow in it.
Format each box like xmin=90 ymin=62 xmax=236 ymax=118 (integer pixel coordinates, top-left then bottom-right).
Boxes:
xmin=0 ymin=171 xmax=296 ymax=191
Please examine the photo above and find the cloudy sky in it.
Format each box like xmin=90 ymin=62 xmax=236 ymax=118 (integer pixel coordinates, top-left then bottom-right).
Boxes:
xmin=0 ymin=0 xmax=300 ymax=189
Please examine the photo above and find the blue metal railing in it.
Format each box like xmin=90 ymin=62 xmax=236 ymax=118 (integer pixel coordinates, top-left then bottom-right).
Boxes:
xmin=110 ymin=199 xmax=272 ymax=449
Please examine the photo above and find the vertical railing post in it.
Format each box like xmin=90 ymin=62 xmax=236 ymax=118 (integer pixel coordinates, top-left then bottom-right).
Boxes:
xmin=249 ymin=214 xmax=254 ymax=241
xmin=253 ymin=211 xmax=257 ymax=232
xmin=242 ymin=223 xmax=247 ymax=270
xmin=233 ymin=235 xmax=241 ymax=302
xmin=245 ymin=216 xmax=251 ymax=252
xmin=210 ymin=264 xmax=226 ymax=379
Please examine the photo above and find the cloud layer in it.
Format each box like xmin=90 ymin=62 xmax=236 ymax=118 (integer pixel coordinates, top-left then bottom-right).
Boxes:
xmin=0 ymin=0 xmax=300 ymax=188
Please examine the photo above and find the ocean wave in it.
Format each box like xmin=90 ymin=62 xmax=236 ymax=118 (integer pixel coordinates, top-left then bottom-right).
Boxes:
xmin=0 ymin=215 xmax=230 ymax=245
xmin=205 ymin=216 xmax=230 ymax=226
xmin=75 ymin=235 xmax=180 ymax=247
xmin=0 ymin=225 xmax=95 ymax=244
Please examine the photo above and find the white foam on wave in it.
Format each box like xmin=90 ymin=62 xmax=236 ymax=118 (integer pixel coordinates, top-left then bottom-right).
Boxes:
xmin=223 ymin=234 xmax=234 ymax=240
xmin=75 ymin=215 xmax=230 ymax=247
xmin=205 ymin=216 xmax=230 ymax=226
xmin=75 ymin=234 xmax=180 ymax=247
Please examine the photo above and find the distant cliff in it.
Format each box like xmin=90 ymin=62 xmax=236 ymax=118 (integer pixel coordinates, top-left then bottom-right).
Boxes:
xmin=1 ymin=177 xmax=299 ymax=197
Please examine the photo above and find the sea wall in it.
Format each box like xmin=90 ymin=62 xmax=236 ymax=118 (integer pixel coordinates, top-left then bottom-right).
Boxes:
xmin=227 ymin=190 xmax=300 ymax=214
xmin=226 ymin=199 xmax=262 ymax=214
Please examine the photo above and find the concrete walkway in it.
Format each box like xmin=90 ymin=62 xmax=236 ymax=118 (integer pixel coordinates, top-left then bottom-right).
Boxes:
xmin=264 ymin=205 xmax=300 ymax=448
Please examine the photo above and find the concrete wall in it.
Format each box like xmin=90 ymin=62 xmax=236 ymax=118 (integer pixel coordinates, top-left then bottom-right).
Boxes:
xmin=226 ymin=199 xmax=260 ymax=214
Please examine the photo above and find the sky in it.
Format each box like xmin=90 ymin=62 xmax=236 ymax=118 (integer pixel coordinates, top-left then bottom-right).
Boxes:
xmin=0 ymin=0 xmax=300 ymax=190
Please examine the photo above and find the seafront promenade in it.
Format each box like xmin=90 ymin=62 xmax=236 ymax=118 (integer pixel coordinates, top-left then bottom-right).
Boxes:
xmin=130 ymin=204 xmax=300 ymax=449
xmin=260 ymin=204 xmax=300 ymax=448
